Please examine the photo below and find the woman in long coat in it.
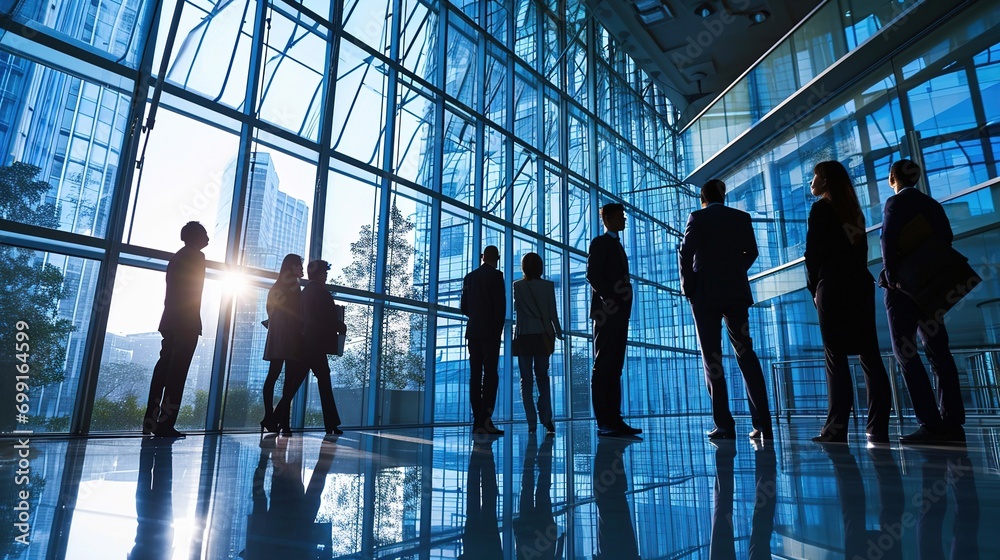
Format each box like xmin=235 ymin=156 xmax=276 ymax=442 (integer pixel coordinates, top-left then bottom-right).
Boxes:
xmin=805 ymin=161 xmax=892 ymax=444
xmin=260 ymin=254 xmax=304 ymax=433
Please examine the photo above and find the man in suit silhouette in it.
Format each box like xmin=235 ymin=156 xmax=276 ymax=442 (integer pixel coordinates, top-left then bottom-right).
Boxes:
xmin=143 ymin=221 xmax=208 ymax=438
xmin=462 ymin=245 xmax=506 ymax=435
xmin=587 ymin=203 xmax=641 ymax=437
xmin=679 ymin=180 xmax=772 ymax=441
xmin=880 ymin=159 xmax=966 ymax=446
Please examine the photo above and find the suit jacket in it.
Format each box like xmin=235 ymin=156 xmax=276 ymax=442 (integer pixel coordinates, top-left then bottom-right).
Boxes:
xmin=879 ymin=187 xmax=954 ymax=289
xmin=512 ymin=278 xmax=563 ymax=338
xmin=805 ymin=199 xmax=877 ymax=353
xmin=158 ymin=245 xmax=206 ymax=334
xmin=301 ymin=280 xmax=347 ymax=355
xmin=587 ymin=233 xmax=633 ymax=320
xmin=461 ymin=264 xmax=506 ymax=340
xmin=804 ymin=199 xmax=874 ymax=298
xmin=678 ymin=204 xmax=758 ymax=308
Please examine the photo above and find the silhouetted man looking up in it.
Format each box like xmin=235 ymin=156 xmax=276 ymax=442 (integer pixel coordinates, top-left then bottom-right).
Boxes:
xmin=144 ymin=221 xmax=208 ymax=438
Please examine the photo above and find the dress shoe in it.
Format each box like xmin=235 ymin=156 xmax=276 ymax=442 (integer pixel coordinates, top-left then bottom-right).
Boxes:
xmin=152 ymin=426 xmax=186 ymax=438
xmin=484 ymin=419 xmax=504 ymax=435
xmin=942 ymin=424 xmax=966 ymax=445
xmin=542 ymin=421 xmax=556 ymax=434
xmin=748 ymin=428 xmax=773 ymax=440
xmin=899 ymin=425 xmax=946 ymax=446
xmin=812 ymin=432 xmax=847 ymax=444
xmin=866 ymin=433 xmax=890 ymax=446
xmin=707 ymin=428 xmax=736 ymax=440
xmin=598 ymin=426 xmax=623 ymax=437
xmin=615 ymin=422 xmax=642 ymax=435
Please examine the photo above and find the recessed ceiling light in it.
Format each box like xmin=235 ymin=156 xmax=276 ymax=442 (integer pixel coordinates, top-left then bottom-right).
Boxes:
xmin=749 ymin=10 xmax=770 ymax=24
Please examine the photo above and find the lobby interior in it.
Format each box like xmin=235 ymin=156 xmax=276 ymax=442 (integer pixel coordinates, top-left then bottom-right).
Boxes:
xmin=2 ymin=0 xmax=1000 ymax=558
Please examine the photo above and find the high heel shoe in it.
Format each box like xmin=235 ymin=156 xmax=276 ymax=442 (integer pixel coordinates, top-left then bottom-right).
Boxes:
xmin=260 ymin=418 xmax=279 ymax=435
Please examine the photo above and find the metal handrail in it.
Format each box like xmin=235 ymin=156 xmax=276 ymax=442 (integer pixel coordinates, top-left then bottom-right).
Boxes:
xmin=770 ymin=348 xmax=1000 ymax=425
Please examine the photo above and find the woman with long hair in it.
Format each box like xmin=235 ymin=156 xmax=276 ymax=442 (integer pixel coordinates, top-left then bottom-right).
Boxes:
xmin=806 ymin=161 xmax=892 ymax=444
xmin=260 ymin=254 xmax=305 ymax=434
xmin=512 ymin=252 xmax=564 ymax=434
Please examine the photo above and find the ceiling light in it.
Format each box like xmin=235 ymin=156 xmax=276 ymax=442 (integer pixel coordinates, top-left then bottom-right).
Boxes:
xmin=749 ymin=10 xmax=770 ymax=24
xmin=694 ymin=3 xmax=714 ymax=18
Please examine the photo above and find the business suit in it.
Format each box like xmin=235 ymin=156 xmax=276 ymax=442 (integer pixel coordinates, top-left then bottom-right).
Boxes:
xmin=805 ymin=199 xmax=892 ymax=439
xmin=461 ymin=264 xmax=506 ymax=428
xmin=587 ymin=232 xmax=633 ymax=430
xmin=144 ymin=244 xmax=205 ymax=434
xmin=679 ymin=203 xmax=771 ymax=435
xmin=880 ymin=187 xmax=964 ymax=429
xmin=513 ymin=278 xmax=563 ymax=428
xmin=273 ymin=280 xmax=346 ymax=433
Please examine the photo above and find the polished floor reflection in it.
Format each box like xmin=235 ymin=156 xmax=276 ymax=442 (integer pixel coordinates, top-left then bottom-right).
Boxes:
xmin=3 ymin=417 xmax=1000 ymax=558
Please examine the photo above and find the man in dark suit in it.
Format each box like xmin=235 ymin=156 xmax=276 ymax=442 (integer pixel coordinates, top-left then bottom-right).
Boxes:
xmin=587 ymin=203 xmax=641 ymax=437
xmin=143 ymin=221 xmax=208 ymax=438
xmin=679 ymin=180 xmax=772 ymax=441
xmin=462 ymin=245 xmax=506 ymax=435
xmin=880 ymin=159 xmax=965 ymax=445
xmin=273 ymin=259 xmax=347 ymax=435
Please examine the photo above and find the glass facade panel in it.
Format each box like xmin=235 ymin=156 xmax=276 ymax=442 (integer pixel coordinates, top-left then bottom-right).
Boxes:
xmin=165 ymin=0 xmax=255 ymax=110
xmin=0 ymin=54 xmax=130 ymax=238
xmin=95 ymin=265 xmax=221 ymax=432
xmin=5 ymin=0 xmax=150 ymax=67
xmin=1 ymin=245 xmax=97 ymax=433
xmin=0 ymin=0 xmax=728 ymax=436
xmin=125 ymin=109 xmax=238 ymax=262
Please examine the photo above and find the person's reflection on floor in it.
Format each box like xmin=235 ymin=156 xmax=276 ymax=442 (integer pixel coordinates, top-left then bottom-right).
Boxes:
xmin=749 ymin=440 xmax=777 ymax=560
xmin=593 ymin=437 xmax=639 ymax=560
xmin=867 ymin=447 xmax=904 ymax=560
xmin=514 ymin=433 xmax=563 ymax=560
xmin=460 ymin=435 xmax=503 ymax=559
xmin=242 ymin=436 xmax=337 ymax=559
xmin=914 ymin=448 xmax=980 ymax=559
xmin=821 ymin=444 xmax=867 ymax=558
xmin=709 ymin=440 xmax=737 ymax=560
xmin=130 ymin=438 xmax=176 ymax=560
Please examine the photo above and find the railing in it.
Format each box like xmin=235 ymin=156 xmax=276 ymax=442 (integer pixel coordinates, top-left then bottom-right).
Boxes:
xmin=770 ymin=348 xmax=1000 ymax=425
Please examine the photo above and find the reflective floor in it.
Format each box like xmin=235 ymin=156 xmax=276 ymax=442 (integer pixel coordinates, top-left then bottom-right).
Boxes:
xmin=3 ymin=416 xmax=1000 ymax=559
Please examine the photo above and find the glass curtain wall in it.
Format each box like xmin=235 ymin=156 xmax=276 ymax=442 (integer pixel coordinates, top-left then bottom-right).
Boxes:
xmin=0 ymin=0 xmax=689 ymax=434
xmin=681 ymin=0 xmax=924 ymax=175
xmin=716 ymin=1 xmax=1000 ymax=418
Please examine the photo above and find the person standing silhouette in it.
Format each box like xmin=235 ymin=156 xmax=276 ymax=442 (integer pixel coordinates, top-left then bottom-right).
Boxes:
xmin=462 ymin=245 xmax=506 ymax=436
xmin=679 ymin=180 xmax=772 ymax=441
xmin=143 ymin=221 xmax=208 ymax=438
xmin=588 ymin=203 xmax=641 ymax=437
xmin=260 ymin=254 xmax=305 ymax=434
xmin=273 ymin=259 xmax=347 ymax=436
xmin=512 ymin=252 xmax=564 ymax=434
xmin=880 ymin=159 xmax=966 ymax=446
xmin=805 ymin=161 xmax=892 ymax=445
